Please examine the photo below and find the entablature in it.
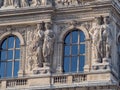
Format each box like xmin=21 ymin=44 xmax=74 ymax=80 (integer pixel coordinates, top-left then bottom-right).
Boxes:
xmin=0 ymin=0 xmax=112 ymax=26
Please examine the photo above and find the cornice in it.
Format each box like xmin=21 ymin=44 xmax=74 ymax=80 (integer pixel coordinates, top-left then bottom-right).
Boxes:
xmin=0 ymin=0 xmax=112 ymax=17
xmin=0 ymin=5 xmax=54 ymax=17
xmin=55 ymin=0 xmax=111 ymax=13
xmin=0 ymin=0 xmax=116 ymax=26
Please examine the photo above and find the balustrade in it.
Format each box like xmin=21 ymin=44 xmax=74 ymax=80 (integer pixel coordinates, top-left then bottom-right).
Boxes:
xmin=72 ymin=74 xmax=87 ymax=83
xmin=6 ymin=79 xmax=27 ymax=88
xmin=0 ymin=73 xmax=87 ymax=89
xmin=53 ymin=76 xmax=67 ymax=84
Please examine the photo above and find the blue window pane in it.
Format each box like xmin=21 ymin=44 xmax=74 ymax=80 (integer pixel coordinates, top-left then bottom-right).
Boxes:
xmin=1 ymin=40 xmax=7 ymax=49
xmin=7 ymin=62 xmax=12 ymax=78
xmin=8 ymin=37 xmax=14 ymax=49
xmin=72 ymin=45 xmax=78 ymax=55
xmin=65 ymin=34 xmax=70 ymax=44
xmin=0 ymin=62 xmax=5 ymax=78
xmin=16 ymin=37 xmax=20 ymax=48
xmin=15 ymin=50 xmax=20 ymax=59
xmin=79 ymin=56 xmax=85 ymax=72
xmin=80 ymin=44 xmax=85 ymax=54
xmin=71 ymin=57 xmax=77 ymax=72
xmin=80 ymin=31 xmax=85 ymax=42
xmin=1 ymin=51 xmax=7 ymax=61
xmin=8 ymin=50 xmax=13 ymax=60
xmin=64 ymin=46 xmax=70 ymax=56
xmin=63 ymin=57 xmax=70 ymax=73
xmin=64 ymin=30 xmax=85 ymax=73
xmin=72 ymin=31 xmax=78 ymax=43
xmin=14 ymin=61 xmax=19 ymax=77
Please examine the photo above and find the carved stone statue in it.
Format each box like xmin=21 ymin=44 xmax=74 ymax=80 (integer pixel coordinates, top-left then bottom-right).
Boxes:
xmin=101 ymin=16 xmax=112 ymax=62
xmin=44 ymin=0 xmax=52 ymax=5
xmin=3 ymin=0 xmax=14 ymax=6
xmin=89 ymin=17 xmax=103 ymax=63
xmin=28 ymin=23 xmax=44 ymax=70
xmin=43 ymin=22 xmax=55 ymax=66
xmin=90 ymin=16 xmax=112 ymax=64
xmin=32 ymin=0 xmax=42 ymax=6
xmin=33 ymin=23 xmax=44 ymax=67
xmin=37 ymin=23 xmax=45 ymax=66
xmin=21 ymin=0 xmax=29 ymax=7
xmin=0 ymin=0 xmax=2 ymax=7
xmin=14 ymin=0 xmax=20 ymax=8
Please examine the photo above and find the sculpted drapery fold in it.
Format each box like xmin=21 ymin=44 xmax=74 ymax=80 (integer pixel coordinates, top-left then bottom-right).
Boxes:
xmin=3 ymin=0 xmax=14 ymax=6
xmin=43 ymin=22 xmax=55 ymax=66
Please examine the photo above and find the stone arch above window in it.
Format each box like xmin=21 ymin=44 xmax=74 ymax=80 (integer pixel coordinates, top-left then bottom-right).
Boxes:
xmin=59 ymin=26 xmax=90 ymax=42
xmin=0 ymin=32 xmax=24 ymax=46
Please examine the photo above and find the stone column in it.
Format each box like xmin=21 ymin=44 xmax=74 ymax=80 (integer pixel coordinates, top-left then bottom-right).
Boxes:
xmin=84 ymin=39 xmax=91 ymax=72
xmin=56 ymin=41 xmax=63 ymax=74
xmin=18 ymin=45 xmax=25 ymax=77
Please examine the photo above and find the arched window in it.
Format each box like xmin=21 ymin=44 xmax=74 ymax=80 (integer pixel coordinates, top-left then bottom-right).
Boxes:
xmin=63 ymin=30 xmax=85 ymax=73
xmin=0 ymin=36 xmax=20 ymax=78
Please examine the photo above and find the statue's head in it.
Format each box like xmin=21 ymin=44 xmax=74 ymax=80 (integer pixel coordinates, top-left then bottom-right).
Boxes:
xmin=45 ymin=22 xmax=52 ymax=30
xmin=37 ymin=22 xmax=45 ymax=30
xmin=94 ymin=16 xmax=104 ymax=25
xmin=104 ymin=16 xmax=110 ymax=24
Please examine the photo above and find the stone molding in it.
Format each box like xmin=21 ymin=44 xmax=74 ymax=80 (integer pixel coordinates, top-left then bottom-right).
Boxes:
xmin=0 ymin=31 xmax=24 ymax=45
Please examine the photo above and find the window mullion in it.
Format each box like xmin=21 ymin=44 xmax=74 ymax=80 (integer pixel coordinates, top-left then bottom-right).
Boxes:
xmin=69 ymin=33 xmax=72 ymax=72
xmin=5 ymin=38 xmax=9 ymax=78
xmin=12 ymin=37 xmax=16 ymax=77
xmin=77 ymin=31 xmax=80 ymax=73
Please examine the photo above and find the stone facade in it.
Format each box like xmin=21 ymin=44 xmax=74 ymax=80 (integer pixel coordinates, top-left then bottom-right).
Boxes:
xmin=0 ymin=0 xmax=120 ymax=90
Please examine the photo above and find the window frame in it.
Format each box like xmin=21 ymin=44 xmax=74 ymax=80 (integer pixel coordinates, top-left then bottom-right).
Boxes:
xmin=63 ymin=30 xmax=86 ymax=73
xmin=0 ymin=35 xmax=20 ymax=78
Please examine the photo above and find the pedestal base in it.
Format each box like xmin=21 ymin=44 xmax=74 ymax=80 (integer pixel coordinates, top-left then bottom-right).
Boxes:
xmin=32 ymin=66 xmax=51 ymax=75
xmin=18 ymin=69 xmax=24 ymax=77
xmin=92 ymin=62 xmax=110 ymax=71
xmin=32 ymin=63 xmax=51 ymax=75
xmin=1 ymin=6 xmax=16 ymax=10
xmin=103 ymin=58 xmax=111 ymax=63
xmin=56 ymin=65 xmax=63 ymax=74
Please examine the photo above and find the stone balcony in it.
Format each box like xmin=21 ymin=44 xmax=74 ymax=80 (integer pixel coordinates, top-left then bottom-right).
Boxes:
xmin=0 ymin=71 xmax=118 ymax=90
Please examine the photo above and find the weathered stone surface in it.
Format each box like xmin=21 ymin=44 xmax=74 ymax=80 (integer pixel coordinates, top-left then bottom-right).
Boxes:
xmin=0 ymin=0 xmax=120 ymax=90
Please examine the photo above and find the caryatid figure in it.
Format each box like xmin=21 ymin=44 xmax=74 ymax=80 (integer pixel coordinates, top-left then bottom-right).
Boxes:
xmin=32 ymin=23 xmax=44 ymax=67
xmin=14 ymin=0 xmax=20 ymax=8
xmin=21 ymin=0 xmax=29 ymax=7
xmin=89 ymin=17 xmax=103 ymax=63
xmin=32 ymin=0 xmax=42 ymax=6
xmin=43 ymin=22 xmax=55 ymax=66
xmin=102 ymin=16 xmax=113 ymax=61
xmin=4 ymin=0 xmax=14 ymax=6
